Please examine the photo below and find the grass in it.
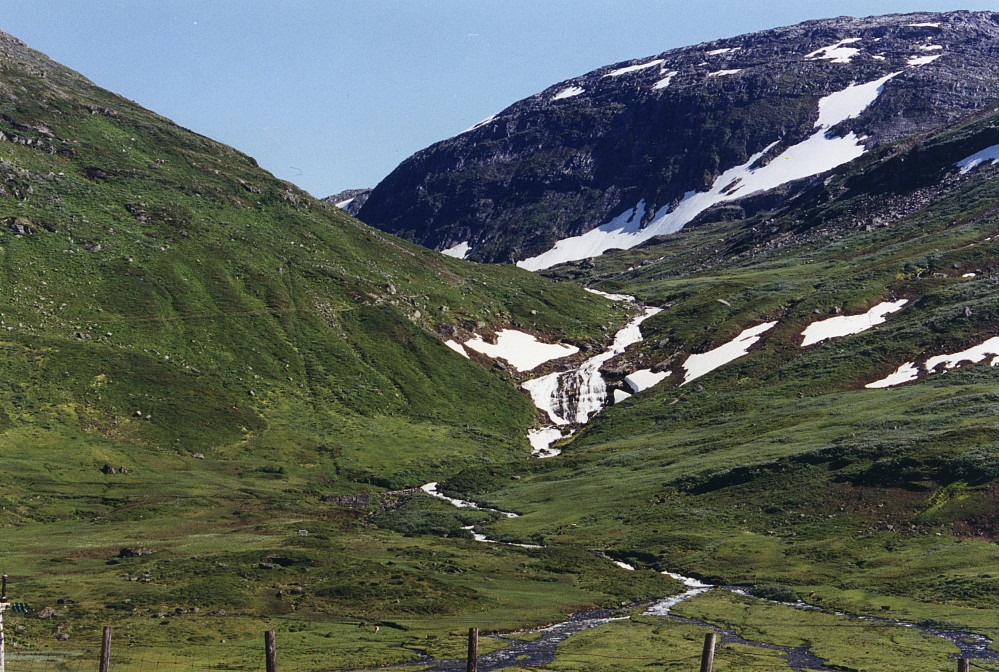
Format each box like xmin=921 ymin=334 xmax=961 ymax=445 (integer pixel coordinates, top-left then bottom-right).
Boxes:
xmin=6 ymin=25 xmax=999 ymax=672
xmin=674 ymin=591 xmax=961 ymax=672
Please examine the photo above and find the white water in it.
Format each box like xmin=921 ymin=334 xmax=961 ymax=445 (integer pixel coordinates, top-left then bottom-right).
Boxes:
xmin=522 ymin=307 xmax=662 ymax=425
xmin=584 ymin=288 xmax=636 ymax=302
xmin=644 ymin=572 xmax=713 ymax=616
xmin=420 ymin=482 xmax=518 ymax=518
xmin=528 ymin=427 xmax=566 ymax=458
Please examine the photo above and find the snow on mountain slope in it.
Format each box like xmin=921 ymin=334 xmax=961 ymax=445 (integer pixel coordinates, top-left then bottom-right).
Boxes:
xmin=357 ymin=11 xmax=999 ymax=268
xmin=463 ymin=329 xmax=579 ymax=372
xmin=518 ymin=73 xmax=898 ymax=271
xmin=800 ymin=300 xmax=908 ymax=347
xmin=682 ymin=322 xmax=778 ymax=385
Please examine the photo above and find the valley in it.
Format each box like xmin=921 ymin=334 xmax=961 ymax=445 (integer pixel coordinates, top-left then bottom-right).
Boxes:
xmin=4 ymin=9 xmax=999 ymax=672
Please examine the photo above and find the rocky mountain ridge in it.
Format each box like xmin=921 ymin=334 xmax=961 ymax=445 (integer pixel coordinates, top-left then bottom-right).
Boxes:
xmin=323 ymin=187 xmax=370 ymax=216
xmin=355 ymin=10 xmax=999 ymax=267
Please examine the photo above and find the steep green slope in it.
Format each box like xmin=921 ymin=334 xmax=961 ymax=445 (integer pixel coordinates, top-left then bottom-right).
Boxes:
xmin=0 ymin=31 xmax=676 ymax=670
xmin=0 ymin=30 xmax=622 ymax=490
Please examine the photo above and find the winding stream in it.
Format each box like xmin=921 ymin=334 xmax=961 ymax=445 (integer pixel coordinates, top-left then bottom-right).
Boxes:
xmin=421 ymin=479 xmax=999 ymax=669
xmin=409 ymin=296 xmax=999 ymax=671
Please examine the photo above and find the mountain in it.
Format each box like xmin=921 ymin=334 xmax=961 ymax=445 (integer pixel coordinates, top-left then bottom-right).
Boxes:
xmin=11 ymin=15 xmax=999 ymax=672
xmin=356 ymin=10 xmax=999 ymax=268
xmin=437 ymin=77 xmax=999 ymax=659
xmin=0 ymin=29 xmax=668 ymax=667
xmin=323 ymin=187 xmax=370 ymax=216
xmin=0 ymin=28 xmax=624 ymax=488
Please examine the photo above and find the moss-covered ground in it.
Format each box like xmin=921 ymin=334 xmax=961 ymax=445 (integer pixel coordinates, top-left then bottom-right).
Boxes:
xmin=7 ymin=25 xmax=999 ymax=672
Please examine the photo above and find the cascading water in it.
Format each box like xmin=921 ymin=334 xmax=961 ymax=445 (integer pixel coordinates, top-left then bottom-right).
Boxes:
xmin=522 ymin=300 xmax=661 ymax=455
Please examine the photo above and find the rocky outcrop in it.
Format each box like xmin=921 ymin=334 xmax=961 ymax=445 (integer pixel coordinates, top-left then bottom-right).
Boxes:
xmin=324 ymin=188 xmax=371 ymax=216
xmin=356 ymin=11 xmax=999 ymax=266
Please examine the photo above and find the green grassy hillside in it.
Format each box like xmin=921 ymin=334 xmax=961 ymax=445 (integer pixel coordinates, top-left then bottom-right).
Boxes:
xmin=8 ymin=26 xmax=999 ymax=672
xmin=0 ymin=31 xmax=665 ymax=671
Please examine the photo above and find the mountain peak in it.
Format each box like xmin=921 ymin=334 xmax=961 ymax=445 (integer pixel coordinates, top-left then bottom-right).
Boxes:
xmin=355 ymin=10 xmax=999 ymax=267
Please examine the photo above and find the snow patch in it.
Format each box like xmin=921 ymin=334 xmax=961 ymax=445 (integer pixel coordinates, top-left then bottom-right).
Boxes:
xmin=955 ymin=144 xmax=999 ymax=174
xmin=865 ymin=362 xmax=918 ymax=388
xmin=517 ymin=73 xmax=898 ymax=271
xmin=805 ymin=38 xmax=862 ymax=64
xmin=522 ymin=308 xmax=661 ymax=425
xmin=445 ymin=339 xmax=470 ymax=358
xmin=908 ymin=54 xmax=942 ymax=66
xmin=464 ymin=329 xmax=579 ymax=372
xmin=707 ymin=69 xmax=742 ymax=77
xmin=653 ymin=71 xmax=679 ymax=90
xmin=963 ymin=273 xmax=977 ymax=278
xmin=553 ymin=86 xmax=584 ymax=101
xmin=459 ymin=114 xmax=497 ymax=135
xmin=907 ymin=22 xmax=941 ymax=28
xmin=707 ymin=47 xmax=740 ymax=55
xmin=925 ymin=337 xmax=999 ymax=372
xmin=604 ymin=59 xmax=665 ymax=77
xmin=441 ymin=241 xmax=471 ymax=259
xmin=585 ymin=288 xmax=636 ymax=302
xmin=613 ymin=389 xmax=633 ymax=403
xmin=334 ymin=198 xmax=353 ymax=209
xmin=800 ymin=299 xmax=908 ymax=347
xmin=919 ymin=44 xmax=943 ymax=51
xmin=682 ymin=322 xmax=777 ymax=385
xmin=613 ymin=560 xmax=636 ymax=571
xmin=528 ymin=427 xmax=564 ymax=458
xmin=624 ymin=369 xmax=670 ymax=393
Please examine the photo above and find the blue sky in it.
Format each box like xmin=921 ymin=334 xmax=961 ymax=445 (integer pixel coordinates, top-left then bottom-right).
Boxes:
xmin=2 ymin=1 xmax=994 ymax=197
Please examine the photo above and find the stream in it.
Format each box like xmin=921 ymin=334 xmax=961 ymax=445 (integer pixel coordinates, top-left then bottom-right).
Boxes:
xmin=522 ymin=292 xmax=659 ymax=457
xmin=407 ymin=295 xmax=999 ymax=671
xmin=399 ymin=497 xmax=999 ymax=672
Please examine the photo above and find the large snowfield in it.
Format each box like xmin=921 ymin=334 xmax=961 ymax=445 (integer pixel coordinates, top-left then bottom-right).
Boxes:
xmin=518 ymin=72 xmax=900 ymax=271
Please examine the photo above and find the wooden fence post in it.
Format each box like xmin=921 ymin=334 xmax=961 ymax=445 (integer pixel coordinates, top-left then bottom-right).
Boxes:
xmin=99 ymin=625 xmax=112 ymax=672
xmin=699 ymin=631 xmax=716 ymax=672
xmin=958 ymin=659 xmax=969 ymax=672
xmin=265 ymin=630 xmax=276 ymax=672
xmin=466 ymin=627 xmax=478 ymax=672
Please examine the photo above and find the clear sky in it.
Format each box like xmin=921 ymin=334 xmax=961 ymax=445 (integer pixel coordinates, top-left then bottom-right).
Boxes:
xmin=1 ymin=1 xmax=994 ymax=197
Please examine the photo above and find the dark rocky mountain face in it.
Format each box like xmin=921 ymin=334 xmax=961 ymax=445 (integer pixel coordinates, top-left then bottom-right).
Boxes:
xmin=356 ymin=11 xmax=999 ymax=267
xmin=323 ymin=187 xmax=371 ymax=216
